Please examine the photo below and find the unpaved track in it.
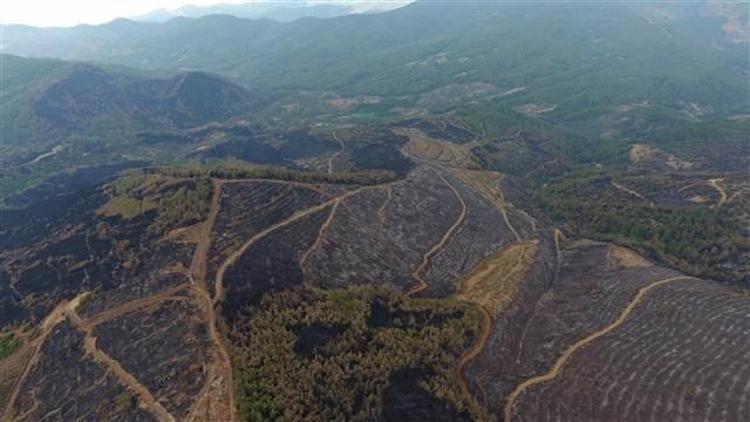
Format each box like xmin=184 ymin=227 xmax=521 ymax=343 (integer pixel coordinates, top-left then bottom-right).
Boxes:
xmin=218 ymin=177 xmax=332 ymax=197
xmin=299 ymin=202 xmax=339 ymax=283
xmin=84 ymin=284 xmax=191 ymax=328
xmin=190 ymin=179 xmax=223 ymax=286
xmin=611 ymin=181 xmax=654 ymax=208
xmin=185 ymin=282 xmax=235 ymax=422
xmin=186 ymin=179 xmax=237 ymax=422
xmin=503 ymin=275 xmax=694 ymax=422
xmin=214 ymin=198 xmax=337 ymax=305
xmin=65 ymin=304 xmax=176 ymax=422
xmin=377 ymin=184 xmax=393 ymax=224
xmin=201 ymin=179 xmax=396 ymax=420
xmin=400 ymin=135 xmax=522 ymax=243
xmin=450 ymin=170 xmax=521 ymax=242
xmin=454 ymin=305 xmax=491 ymax=399
xmin=0 ymin=295 xmax=87 ymax=421
xmin=328 ymin=130 xmax=345 ymax=174
xmin=454 ymin=241 xmax=536 ymax=400
xmin=406 ymin=169 xmax=467 ymax=296
xmin=213 ymin=184 xmax=381 ymax=306
xmin=708 ymin=178 xmax=727 ymax=208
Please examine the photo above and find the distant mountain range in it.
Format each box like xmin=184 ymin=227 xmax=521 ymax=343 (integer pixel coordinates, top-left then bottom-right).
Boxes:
xmin=129 ymin=1 xmax=413 ymax=23
xmin=3 ymin=0 xmax=747 ymax=121
xmin=131 ymin=2 xmax=355 ymax=23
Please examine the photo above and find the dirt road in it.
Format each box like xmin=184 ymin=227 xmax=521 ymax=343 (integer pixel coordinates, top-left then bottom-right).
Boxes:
xmin=328 ymin=130 xmax=345 ymax=174
xmin=503 ymin=275 xmax=693 ymax=422
xmin=406 ymin=169 xmax=467 ymax=296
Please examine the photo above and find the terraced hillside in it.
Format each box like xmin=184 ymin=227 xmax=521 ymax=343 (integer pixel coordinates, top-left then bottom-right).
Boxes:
xmin=0 ymin=119 xmax=747 ymax=421
xmin=514 ymin=277 xmax=750 ymax=421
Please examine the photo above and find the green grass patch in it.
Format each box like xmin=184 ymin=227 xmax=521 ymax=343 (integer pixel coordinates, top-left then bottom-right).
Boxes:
xmin=0 ymin=334 xmax=22 ymax=361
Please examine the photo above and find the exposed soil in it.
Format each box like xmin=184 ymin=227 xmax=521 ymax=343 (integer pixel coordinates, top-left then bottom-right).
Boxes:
xmin=504 ymin=276 xmax=692 ymax=422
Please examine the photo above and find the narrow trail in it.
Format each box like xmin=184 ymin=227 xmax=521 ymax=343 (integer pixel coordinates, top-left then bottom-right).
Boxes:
xmin=213 ymin=191 xmax=355 ymax=307
xmin=514 ymin=231 xmax=560 ymax=365
xmin=503 ymin=275 xmax=694 ymax=422
xmin=708 ymin=178 xmax=727 ymax=208
xmin=186 ymin=179 xmax=238 ymax=422
xmin=299 ymin=201 xmax=339 ymax=283
xmin=212 ymin=181 xmax=398 ymax=306
xmin=406 ymin=169 xmax=467 ymax=296
xmin=190 ymin=179 xmax=222 ymax=285
xmin=552 ymin=228 xmax=564 ymax=258
xmin=204 ymin=179 xmax=396 ymax=420
xmin=84 ymin=283 xmax=190 ymax=328
xmin=455 ymin=241 xmax=536 ymax=400
xmin=327 ymin=130 xmax=345 ymax=174
xmin=377 ymin=184 xmax=392 ymax=224
xmin=65 ymin=304 xmax=176 ymax=422
xmin=448 ymin=168 xmax=521 ymax=242
xmin=0 ymin=295 xmax=87 ymax=421
xmin=455 ymin=304 xmax=491 ymax=400
xmin=611 ymin=181 xmax=654 ymax=208
xmin=499 ymin=202 xmax=521 ymax=243
xmin=186 ymin=282 xmax=235 ymax=422
xmin=218 ymin=177 xmax=331 ymax=197
xmin=398 ymin=133 xmax=524 ymax=244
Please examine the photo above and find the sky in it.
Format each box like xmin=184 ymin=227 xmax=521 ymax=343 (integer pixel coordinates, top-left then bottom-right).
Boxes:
xmin=0 ymin=0 xmax=406 ymax=27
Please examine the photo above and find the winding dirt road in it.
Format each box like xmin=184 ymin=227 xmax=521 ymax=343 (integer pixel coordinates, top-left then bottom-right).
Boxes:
xmin=708 ymin=178 xmax=727 ymax=208
xmin=406 ymin=169 xmax=467 ymax=296
xmin=185 ymin=179 xmax=239 ymax=422
xmin=503 ymin=275 xmax=693 ymax=422
xmin=299 ymin=201 xmax=340 ymax=284
xmin=214 ymin=191 xmax=353 ymax=307
xmin=0 ymin=295 xmax=88 ymax=421
xmin=611 ymin=181 xmax=655 ymax=208
xmin=454 ymin=305 xmax=491 ymax=399
xmin=327 ymin=130 xmax=345 ymax=174
xmin=66 ymin=304 xmax=177 ymax=422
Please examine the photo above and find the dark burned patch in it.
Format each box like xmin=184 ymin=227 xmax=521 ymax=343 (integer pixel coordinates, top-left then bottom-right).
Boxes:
xmin=200 ymin=138 xmax=286 ymax=165
xmin=367 ymin=299 xmax=464 ymax=329
xmin=399 ymin=119 xmax=476 ymax=144
xmin=41 ymin=233 xmax=89 ymax=259
xmin=0 ymin=163 xmax=141 ymax=250
xmin=194 ymin=127 xmax=336 ymax=165
xmin=292 ymin=322 xmax=348 ymax=357
xmin=16 ymin=263 xmax=59 ymax=297
xmin=349 ymin=142 xmax=414 ymax=176
xmin=326 ymin=125 xmax=414 ymax=175
xmin=221 ymin=206 xmax=330 ymax=323
xmin=382 ymin=367 xmax=472 ymax=421
xmin=11 ymin=321 xmax=152 ymax=421
xmin=0 ymin=270 xmax=25 ymax=329
xmin=94 ymin=298 xmax=211 ymax=417
xmin=281 ymin=130 xmax=337 ymax=159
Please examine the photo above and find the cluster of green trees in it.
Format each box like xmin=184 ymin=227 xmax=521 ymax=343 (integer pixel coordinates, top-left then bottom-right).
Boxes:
xmin=231 ymin=286 xmax=486 ymax=421
xmin=153 ymin=161 xmax=399 ymax=186
xmin=148 ymin=179 xmax=212 ymax=235
xmin=100 ymin=173 xmax=212 ymax=235
xmin=537 ymin=176 xmax=748 ymax=283
xmin=0 ymin=333 xmax=21 ymax=361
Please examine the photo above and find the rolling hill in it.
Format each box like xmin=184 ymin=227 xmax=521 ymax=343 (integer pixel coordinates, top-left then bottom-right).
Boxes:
xmin=0 ymin=2 xmax=748 ymax=420
xmin=3 ymin=0 xmax=747 ymax=120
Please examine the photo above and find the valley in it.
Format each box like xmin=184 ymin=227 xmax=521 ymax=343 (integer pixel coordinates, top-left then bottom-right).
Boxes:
xmin=0 ymin=1 xmax=748 ymax=420
xmin=1 ymin=115 xmax=747 ymax=420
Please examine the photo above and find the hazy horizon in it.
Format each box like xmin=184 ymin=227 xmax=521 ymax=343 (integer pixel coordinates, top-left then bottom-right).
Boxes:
xmin=1 ymin=0 xmax=412 ymax=27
